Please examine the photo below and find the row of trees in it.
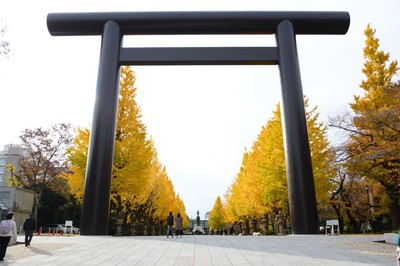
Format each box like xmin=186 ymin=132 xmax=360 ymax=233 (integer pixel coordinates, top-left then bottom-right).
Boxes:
xmin=208 ymin=25 xmax=399 ymax=234
xmin=210 ymin=99 xmax=334 ymax=234
xmin=7 ymin=67 xmax=188 ymax=234
xmin=66 ymin=66 xmax=188 ymax=234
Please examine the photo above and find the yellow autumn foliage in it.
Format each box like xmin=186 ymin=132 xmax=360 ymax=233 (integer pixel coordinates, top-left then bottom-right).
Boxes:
xmin=66 ymin=66 xmax=188 ymax=225
xmin=226 ymin=98 xmax=335 ymax=222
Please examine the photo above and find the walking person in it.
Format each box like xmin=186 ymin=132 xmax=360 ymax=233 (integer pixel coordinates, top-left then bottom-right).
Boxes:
xmin=175 ymin=213 xmax=183 ymax=237
xmin=397 ymin=228 xmax=400 ymax=266
xmin=23 ymin=214 xmax=36 ymax=247
xmin=0 ymin=213 xmax=18 ymax=262
xmin=167 ymin=212 xmax=174 ymax=238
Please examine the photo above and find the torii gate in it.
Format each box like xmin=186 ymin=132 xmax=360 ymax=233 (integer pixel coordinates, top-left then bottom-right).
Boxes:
xmin=47 ymin=11 xmax=350 ymax=235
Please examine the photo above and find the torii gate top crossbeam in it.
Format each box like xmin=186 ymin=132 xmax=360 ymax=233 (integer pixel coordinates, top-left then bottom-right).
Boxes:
xmin=47 ymin=11 xmax=350 ymax=36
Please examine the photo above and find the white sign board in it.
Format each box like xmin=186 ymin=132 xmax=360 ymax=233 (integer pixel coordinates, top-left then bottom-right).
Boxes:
xmin=65 ymin=220 xmax=73 ymax=227
xmin=326 ymin=220 xmax=339 ymax=226
xmin=325 ymin=219 xmax=340 ymax=235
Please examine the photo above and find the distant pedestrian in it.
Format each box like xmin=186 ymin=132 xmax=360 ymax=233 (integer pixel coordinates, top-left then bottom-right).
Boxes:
xmin=397 ymin=229 xmax=400 ymax=266
xmin=0 ymin=213 xmax=18 ymax=262
xmin=175 ymin=213 xmax=183 ymax=237
xmin=167 ymin=212 xmax=174 ymax=238
xmin=23 ymin=214 xmax=37 ymax=247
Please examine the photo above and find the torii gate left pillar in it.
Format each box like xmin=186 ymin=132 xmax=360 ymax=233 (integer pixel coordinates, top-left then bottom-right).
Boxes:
xmin=79 ymin=20 xmax=122 ymax=235
xmin=47 ymin=11 xmax=350 ymax=235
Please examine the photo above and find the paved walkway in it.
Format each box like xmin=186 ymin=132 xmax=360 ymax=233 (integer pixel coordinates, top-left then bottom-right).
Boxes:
xmin=3 ymin=234 xmax=397 ymax=265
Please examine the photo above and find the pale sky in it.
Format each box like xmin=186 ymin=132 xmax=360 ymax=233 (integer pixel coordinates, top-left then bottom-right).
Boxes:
xmin=0 ymin=0 xmax=399 ymax=220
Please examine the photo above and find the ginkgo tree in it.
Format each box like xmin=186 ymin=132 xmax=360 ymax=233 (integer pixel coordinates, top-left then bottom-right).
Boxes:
xmin=112 ymin=66 xmax=154 ymax=216
xmin=209 ymin=196 xmax=227 ymax=231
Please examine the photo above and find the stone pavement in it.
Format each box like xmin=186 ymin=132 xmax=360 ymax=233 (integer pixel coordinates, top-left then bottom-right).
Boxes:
xmin=3 ymin=234 xmax=397 ymax=265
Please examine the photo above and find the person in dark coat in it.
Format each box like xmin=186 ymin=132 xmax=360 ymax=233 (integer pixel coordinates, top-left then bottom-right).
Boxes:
xmin=175 ymin=213 xmax=183 ymax=237
xmin=167 ymin=212 xmax=174 ymax=238
xmin=23 ymin=214 xmax=36 ymax=247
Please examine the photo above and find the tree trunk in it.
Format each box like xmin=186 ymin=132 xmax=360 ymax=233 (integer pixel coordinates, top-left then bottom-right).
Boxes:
xmin=332 ymin=203 xmax=344 ymax=233
xmin=345 ymin=208 xmax=359 ymax=233
xmin=390 ymin=196 xmax=400 ymax=230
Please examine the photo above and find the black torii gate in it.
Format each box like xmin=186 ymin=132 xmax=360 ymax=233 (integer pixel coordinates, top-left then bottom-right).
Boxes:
xmin=47 ymin=11 xmax=350 ymax=235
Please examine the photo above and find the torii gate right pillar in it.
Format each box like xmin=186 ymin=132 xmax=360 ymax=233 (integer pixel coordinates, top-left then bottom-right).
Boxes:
xmin=276 ymin=20 xmax=318 ymax=233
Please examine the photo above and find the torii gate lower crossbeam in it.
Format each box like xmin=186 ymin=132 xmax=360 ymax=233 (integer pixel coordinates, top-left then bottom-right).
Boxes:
xmin=47 ymin=11 xmax=350 ymax=235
